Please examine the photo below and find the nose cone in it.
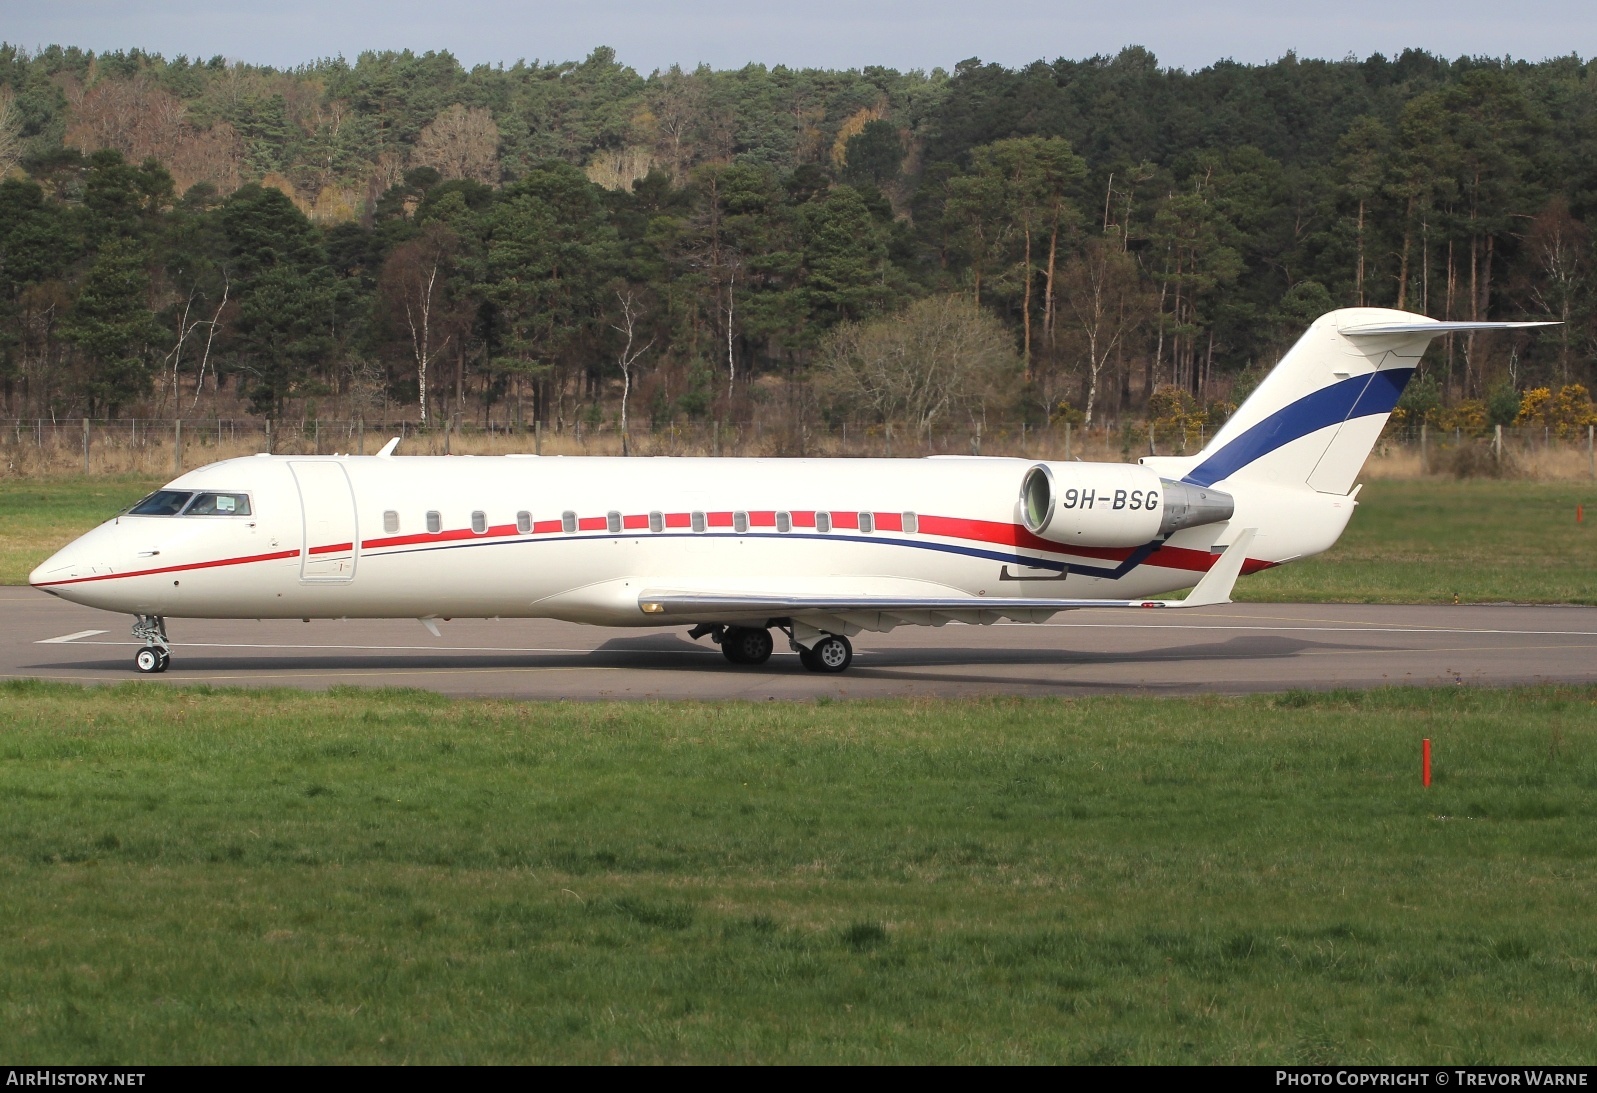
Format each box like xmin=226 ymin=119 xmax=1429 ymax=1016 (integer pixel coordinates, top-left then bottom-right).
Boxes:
xmin=29 ymin=521 xmax=124 ymax=595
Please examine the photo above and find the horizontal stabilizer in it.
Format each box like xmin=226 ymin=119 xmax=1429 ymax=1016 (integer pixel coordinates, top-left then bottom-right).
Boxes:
xmin=1341 ymin=319 xmax=1559 ymax=337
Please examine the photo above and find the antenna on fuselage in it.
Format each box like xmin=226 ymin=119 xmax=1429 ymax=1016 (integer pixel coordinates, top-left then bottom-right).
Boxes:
xmin=376 ymin=437 xmax=401 ymax=458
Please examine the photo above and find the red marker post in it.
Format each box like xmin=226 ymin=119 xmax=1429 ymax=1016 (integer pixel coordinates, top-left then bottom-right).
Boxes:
xmin=1422 ymin=738 xmax=1432 ymax=788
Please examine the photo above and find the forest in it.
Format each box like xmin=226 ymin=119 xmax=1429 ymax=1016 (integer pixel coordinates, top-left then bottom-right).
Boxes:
xmin=2 ymin=41 xmax=1596 ymax=439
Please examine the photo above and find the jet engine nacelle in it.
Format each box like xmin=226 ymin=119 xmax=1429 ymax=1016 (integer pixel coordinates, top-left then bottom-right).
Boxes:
xmin=1019 ymin=462 xmax=1234 ymax=547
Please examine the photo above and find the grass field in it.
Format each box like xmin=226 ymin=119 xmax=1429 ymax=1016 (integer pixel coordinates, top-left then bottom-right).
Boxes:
xmin=1 ymin=681 xmax=1595 ymax=1064
xmin=1235 ymin=479 xmax=1597 ymax=605
xmin=0 ymin=476 xmax=162 ymax=587
xmin=4 ymin=475 xmax=1595 ymax=603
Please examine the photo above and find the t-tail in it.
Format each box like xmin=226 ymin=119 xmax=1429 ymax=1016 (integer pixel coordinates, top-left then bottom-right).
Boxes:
xmin=1137 ymin=308 xmax=1556 ymax=569
xmin=1176 ymin=308 xmax=1554 ymax=495
xmin=1181 ymin=310 xmax=1552 ymax=492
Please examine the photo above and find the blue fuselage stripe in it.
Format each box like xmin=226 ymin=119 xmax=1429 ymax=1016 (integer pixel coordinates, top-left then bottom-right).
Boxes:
xmin=369 ymin=531 xmax=1170 ymax=581
xmin=1183 ymin=367 xmax=1414 ymax=488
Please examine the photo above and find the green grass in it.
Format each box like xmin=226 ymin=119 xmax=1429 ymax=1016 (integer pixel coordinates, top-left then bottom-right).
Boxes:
xmin=5 ymin=475 xmax=1597 ymax=602
xmin=0 ymin=476 xmax=163 ymax=585
xmin=2 ymin=682 xmax=1595 ymax=1063
xmin=1236 ymin=480 xmax=1597 ymax=604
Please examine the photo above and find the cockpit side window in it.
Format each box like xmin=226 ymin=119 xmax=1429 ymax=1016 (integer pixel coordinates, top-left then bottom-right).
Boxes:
xmin=183 ymin=492 xmax=252 ymax=516
xmin=128 ymin=490 xmax=193 ymax=516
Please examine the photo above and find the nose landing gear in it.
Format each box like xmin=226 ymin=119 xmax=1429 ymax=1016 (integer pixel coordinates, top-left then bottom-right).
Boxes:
xmin=132 ymin=615 xmax=171 ymax=673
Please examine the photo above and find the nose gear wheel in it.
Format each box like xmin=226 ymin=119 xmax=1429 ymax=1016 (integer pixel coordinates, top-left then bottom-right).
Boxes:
xmin=131 ymin=614 xmax=171 ymax=673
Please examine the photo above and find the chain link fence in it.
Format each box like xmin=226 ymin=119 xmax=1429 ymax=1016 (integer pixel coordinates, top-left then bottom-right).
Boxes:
xmin=4 ymin=416 xmax=1595 ymax=479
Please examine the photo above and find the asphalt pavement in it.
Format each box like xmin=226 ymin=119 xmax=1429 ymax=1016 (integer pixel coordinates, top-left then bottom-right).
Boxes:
xmin=6 ymin=587 xmax=1597 ymax=699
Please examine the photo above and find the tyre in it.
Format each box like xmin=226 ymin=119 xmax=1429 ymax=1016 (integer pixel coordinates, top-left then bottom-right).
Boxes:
xmin=803 ymin=634 xmax=853 ymax=673
xmin=155 ymin=649 xmax=171 ymax=673
xmin=134 ymin=648 xmax=162 ymax=674
xmin=722 ymin=626 xmax=773 ymax=666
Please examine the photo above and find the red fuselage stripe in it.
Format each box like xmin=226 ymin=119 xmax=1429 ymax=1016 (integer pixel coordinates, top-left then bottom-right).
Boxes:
xmin=35 ymin=507 xmax=1271 ymax=588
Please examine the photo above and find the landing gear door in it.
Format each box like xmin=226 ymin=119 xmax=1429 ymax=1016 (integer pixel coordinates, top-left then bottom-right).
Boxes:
xmin=289 ymin=461 xmax=358 ymax=582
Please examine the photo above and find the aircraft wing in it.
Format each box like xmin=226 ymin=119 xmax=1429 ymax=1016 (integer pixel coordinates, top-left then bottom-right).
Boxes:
xmin=639 ymin=530 xmax=1255 ymax=629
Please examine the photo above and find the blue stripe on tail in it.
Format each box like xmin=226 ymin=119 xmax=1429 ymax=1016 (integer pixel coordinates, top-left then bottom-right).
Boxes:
xmin=1183 ymin=368 xmax=1414 ymax=488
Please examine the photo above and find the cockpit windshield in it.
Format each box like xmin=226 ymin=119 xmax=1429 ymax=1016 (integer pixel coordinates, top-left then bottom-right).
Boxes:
xmin=126 ymin=490 xmax=253 ymax=516
xmin=128 ymin=490 xmax=193 ymax=516
xmin=184 ymin=492 xmax=251 ymax=516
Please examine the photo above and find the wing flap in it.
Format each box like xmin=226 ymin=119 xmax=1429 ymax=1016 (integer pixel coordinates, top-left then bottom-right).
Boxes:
xmin=639 ymin=530 xmax=1258 ymax=621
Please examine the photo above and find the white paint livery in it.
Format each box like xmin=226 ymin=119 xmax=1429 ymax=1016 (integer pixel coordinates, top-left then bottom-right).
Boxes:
xmin=30 ymin=308 xmax=1554 ymax=674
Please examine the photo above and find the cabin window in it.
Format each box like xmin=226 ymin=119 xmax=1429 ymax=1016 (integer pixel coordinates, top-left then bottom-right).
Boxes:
xmin=471 ymin=511 xmax=487 ymax=535
xmin=776 ymin=511 xmax=792 ymax=533
xmin=128 ymin=490 xmax=193 ymax=516
xmin=902 ymin=511 xmax=918 ymax=534
xmin=516 ymin=511 xmax=532 ymax=534
xmin=691 ymin=511 xmax=706 ymax=533
xmin=383 ymin=510 xmax=400 ymax=534
xmin=562 ymin=510 xmax=577 ymax=533
xmin=607 ymin=510 xmax=622 ymax=533
xmin=858 ymin=512 xmax=875 ymax=533
xmin=649 ymin=511 xmax=664 ymax=533
xmin=183 ymin=492 xmax=252 ymax=516
xmin=816 ymin=511 xmax=832 ymax=533
xmin=426 ymin=511 xmax=442 ymax=534
xmin=733 ymin=511 xmax=749 ymax=533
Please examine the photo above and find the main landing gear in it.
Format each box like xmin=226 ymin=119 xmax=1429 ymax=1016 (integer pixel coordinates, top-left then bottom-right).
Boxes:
xmin=797 ymin=633 xmax=853 ymax=673
xmin=690 ymin=623 xmax=854 ymax=673
xmin=132 ymin=614 xmax=171 ymax=674
xmin=720 ymin=625 xmax=775 ymax=666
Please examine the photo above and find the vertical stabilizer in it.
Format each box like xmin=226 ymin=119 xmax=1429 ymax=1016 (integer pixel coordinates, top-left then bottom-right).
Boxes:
xmin=1181 ymin=309 xmax=1555 ymax=495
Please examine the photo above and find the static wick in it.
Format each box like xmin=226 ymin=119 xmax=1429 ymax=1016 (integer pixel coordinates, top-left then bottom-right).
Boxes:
xmin=1422 ymin=738 xmax=1432 ymax=788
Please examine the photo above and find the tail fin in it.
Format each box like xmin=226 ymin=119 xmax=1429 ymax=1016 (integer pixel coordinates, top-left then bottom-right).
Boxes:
xmin=1181 ymin=308 xmax=1555 ymax=495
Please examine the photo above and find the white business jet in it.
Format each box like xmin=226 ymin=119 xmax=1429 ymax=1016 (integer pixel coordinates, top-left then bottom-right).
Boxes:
xmin=31 ymin=308 xmax=1550 ymax=674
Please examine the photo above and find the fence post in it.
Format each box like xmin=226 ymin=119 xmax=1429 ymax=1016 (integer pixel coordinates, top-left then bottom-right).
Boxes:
xmin=1064 ymin=422 xmax=1071 ymax=461
xmin=535 ymin=419 xmax=542 ymax=456
xmin=1493 ymin=423 xmax=1502 ymax=462
xmin=82 ymin=418 xmax=90 ymax=474
xmin=1420 ymin=421 xmax=1428 ymax=474
xmin=314 ymin=419 xmax=321 ymax=454
xmin=358 ymin=417 xmax=364 ymax=455
xmin=1589 ymin=424 xmax=1594 ymax=481
xmin=265 ymin=418 xmax=272 ymax=454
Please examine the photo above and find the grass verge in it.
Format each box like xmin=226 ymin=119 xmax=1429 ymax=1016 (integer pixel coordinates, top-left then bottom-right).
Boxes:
xmin=1 ymin=682 xmax=1595 ymax=1063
